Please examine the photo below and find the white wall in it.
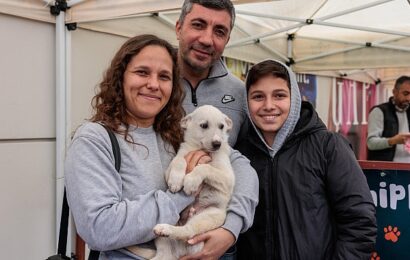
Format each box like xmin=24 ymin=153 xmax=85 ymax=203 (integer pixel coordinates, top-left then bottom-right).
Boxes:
xmin=0 ymin=14 xmax=56 ymax=260
xmin=71 ymin=28 xmax=126 ymax=131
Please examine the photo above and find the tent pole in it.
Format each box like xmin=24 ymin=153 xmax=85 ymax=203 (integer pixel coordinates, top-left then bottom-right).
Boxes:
xmin=236 ymin=10 xmax=305 ymax=23
xmin=364 ymin=70 xmax=379 ymax=82
xmin=297 ymin=46 xmax=363 ymax=64
xmin=53 ymin=0 xmax=83 ymax=255
xmin=156 ymin=13 xmax=176 ymax=29
xmin=259 ymin=41 xmax=289 ymax=61
xmin=296 ymin=36 xmax=410 ymax=64
xmin=318 ymin=0 xmax=393 ymax=21
xmin=67 ymin=0 xmax=86 ymax=7
xmin=287 ymin=34 xmax=294 ymax=65
xmin=227 ymin=23 xmax=302 ymax=48
xmin=298 ymin=35 xmax=410 ymax=52
xmin=233 ymin=23 xmax=288 ymax=61
xmin=65 ymin=17 xmax=72 ymax=151
xmin=315 ymin=20 xmax=410 ymax=38
xmin=371 ymin=42 xmax=410 ymax=52
xmin=55 ymin=7 xmax=68 ymax=251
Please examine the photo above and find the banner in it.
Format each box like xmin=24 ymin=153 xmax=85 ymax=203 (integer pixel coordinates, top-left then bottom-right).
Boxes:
xmin=328 ymin=78 xmax=377 ymax=159
xmin=296 ymin=73 xmax=317 ymax=108
xmin=224 ymin=57 xmax=251 ymax=81
xmin=364 ymin=168 xmax=410 ymax=259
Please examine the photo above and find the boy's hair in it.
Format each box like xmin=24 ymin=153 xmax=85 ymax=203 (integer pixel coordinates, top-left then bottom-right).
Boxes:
xmin=246 ymin=60 xmax=291 ymax=91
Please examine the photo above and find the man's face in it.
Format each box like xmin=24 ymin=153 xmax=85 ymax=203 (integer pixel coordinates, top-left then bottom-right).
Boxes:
xmin=393 ymin=81 xmax=410 ymax=109
xmin=176 ymin=4 xmax=232 ymax=74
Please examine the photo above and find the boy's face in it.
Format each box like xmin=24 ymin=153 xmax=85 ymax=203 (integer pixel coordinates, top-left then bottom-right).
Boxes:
xmin=248 ymin=75 xmax=290 ymax=145
xmin=176 ymin=4 xmax=231 ymax=74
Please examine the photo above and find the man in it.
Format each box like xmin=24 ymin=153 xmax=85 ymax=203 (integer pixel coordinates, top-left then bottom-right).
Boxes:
xmin=177 ymin=0 xmax=247 ymax=146
xmin=367 ymin=75 xmax=410 ymax=162
xmin=175 ymin=1 xmax=258 ymax=260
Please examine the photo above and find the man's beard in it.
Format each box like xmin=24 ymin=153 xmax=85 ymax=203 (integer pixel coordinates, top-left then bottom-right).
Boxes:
xmin=182 ymin=44 xmax=216 ymax=73
xmin=395 ymin=101 xmax=409 ymax=112
xmin=183 ymin=55 xmax=211 ymax=73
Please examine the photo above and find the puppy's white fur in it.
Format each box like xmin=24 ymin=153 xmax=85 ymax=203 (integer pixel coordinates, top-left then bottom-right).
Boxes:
xmin=151 ymin=105 xmax=235 ymax=260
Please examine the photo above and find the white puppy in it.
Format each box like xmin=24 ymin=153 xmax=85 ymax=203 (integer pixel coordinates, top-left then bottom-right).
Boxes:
xmin=152 ymin=105 xmax=235 ymax=260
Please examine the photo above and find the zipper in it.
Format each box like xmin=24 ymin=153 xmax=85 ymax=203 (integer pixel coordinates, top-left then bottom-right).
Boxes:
xmin=269 ymin=156 xmax=276 ymax=259
xmin=183 ymin=79 xmax=199 ymax=107
xmin=191 ymin=88 xmax=198 ymax=107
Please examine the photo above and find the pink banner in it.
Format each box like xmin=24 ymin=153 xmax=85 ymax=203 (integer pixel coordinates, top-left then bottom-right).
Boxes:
xmin=328 ymin=78 xmax=377 ymax=160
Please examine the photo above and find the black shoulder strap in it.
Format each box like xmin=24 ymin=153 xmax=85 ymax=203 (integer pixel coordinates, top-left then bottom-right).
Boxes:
xmin=89 ymin=125 xmax=121 ymax=260
xmin=101 ymin=124 xmax=121 ymax=172
xmin=56 ymin=189 xmax=70 ymax=260
xmin=58 ymin=124 xmax=121 ymax=260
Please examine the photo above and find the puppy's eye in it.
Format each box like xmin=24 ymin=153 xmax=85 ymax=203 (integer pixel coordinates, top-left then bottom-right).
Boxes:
xmin=219 ymin=124 xmax=224 ymax=130
xmin=200 ymin=123 xmax=208 ymax=129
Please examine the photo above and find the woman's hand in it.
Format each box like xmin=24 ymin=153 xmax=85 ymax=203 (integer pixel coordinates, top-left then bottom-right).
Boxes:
xmin=179 ymin=228 xmax=235 ymax=260
xmin=184 ymin=150 xmax=211 ymax=173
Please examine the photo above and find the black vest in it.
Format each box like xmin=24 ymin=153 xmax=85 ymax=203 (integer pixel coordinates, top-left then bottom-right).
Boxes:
xmin=367 ymin=98 xmax=410 ymax=161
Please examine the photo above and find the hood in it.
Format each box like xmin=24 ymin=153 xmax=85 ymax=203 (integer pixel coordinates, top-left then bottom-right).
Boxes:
xmin=245 ymin=59 xmax=302 ymax=158
xmin=286 ymin=101 xmax=327 ymax=145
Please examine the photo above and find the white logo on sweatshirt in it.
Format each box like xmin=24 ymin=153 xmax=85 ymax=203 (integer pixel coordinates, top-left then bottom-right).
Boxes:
xmin=221 ymin=95 xmax=235 ymax=104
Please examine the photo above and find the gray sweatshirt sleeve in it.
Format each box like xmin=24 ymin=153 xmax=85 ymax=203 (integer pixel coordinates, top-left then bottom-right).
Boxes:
xmin=222 ymin=148 xmax=259 ymax=240
xmin=367 ymin=107 xmax=391 ymax=150
xmin=64 ymin=124 xmax=194 ymax=251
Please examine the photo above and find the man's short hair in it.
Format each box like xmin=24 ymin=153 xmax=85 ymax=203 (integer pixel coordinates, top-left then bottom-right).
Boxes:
xmin=394 ymin=75 xmax=410 ymax=90
xmin=178 ymin=0 xmax=236 ymax=29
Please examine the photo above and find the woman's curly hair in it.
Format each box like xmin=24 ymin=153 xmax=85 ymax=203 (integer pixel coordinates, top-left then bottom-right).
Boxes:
xmin=90 ymin=34 xmax=185 ymax=151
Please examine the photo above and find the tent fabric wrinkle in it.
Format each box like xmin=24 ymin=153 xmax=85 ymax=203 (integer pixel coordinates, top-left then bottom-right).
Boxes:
xmin=0 ymin=0 xmax=54 ymax=23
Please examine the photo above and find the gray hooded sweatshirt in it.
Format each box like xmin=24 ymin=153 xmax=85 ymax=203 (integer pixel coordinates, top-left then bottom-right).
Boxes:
xmin=65 ymin=121 xmax=258 ymax=259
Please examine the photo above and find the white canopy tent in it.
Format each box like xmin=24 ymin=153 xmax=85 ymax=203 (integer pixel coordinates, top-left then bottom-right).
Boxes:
xmin=56 ymin=0 xmax=410 ymax=84
xmin=0 ymin=0 xmax=409 ymax=258
xmin=1 ymin=0 xmax=409 ymax=81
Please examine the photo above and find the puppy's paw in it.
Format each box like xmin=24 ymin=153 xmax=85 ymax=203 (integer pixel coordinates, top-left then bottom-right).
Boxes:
xmin=167 ymin=170 xmax=185 ymax=193
xmin=153 ymin=224 xmax=174 ymax=237
xmin=183 ymin=174 xmax=202 ymax=195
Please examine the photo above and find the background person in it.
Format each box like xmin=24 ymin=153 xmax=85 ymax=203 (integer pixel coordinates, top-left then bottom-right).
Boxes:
xmin=367 ymin=75 xmax=410 ymax=162
xmin=235 ymin=60 xmax=377 ymax=260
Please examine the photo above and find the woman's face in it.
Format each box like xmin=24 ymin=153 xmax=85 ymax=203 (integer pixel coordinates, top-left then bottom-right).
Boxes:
xmin=123 ymin=45 xmax=173 ymax=127
xmin=248 ymin=75 xmax=290 ymax=146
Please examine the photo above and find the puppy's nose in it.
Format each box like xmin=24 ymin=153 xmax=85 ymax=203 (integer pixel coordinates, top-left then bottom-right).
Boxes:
xmin=212 ymin=141 xmax=221 ymax=150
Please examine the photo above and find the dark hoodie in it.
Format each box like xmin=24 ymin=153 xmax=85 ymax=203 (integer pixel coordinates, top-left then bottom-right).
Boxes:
xmin=235 ymin=60 xmax=377 ymax=260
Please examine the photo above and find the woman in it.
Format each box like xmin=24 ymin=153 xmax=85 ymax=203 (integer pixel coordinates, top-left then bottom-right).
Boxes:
xmin=65 ymin=34 xmax=258 ymax=260
xmin=235 ymin=60 xmax=377 ymax=259
xmin=65 ymin=34 xmax=193 ymax=259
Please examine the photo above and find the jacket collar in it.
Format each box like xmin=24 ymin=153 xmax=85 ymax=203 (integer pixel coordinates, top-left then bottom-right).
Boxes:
xmin=208 ymin=58 xmax=229 ymax=79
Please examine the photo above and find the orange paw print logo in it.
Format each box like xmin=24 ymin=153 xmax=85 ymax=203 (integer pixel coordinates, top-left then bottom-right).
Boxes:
xmin=370 ymin=252 xmax=380 ymax=260
xmin=384 ymin=225 xmax=400 ymax=243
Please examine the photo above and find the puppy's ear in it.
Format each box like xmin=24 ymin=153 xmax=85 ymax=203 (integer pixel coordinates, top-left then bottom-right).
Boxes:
xmin=225 ymin=116 xmax=233 ymax=132
xmin=180 ymin=115 xmax=191 ymax=130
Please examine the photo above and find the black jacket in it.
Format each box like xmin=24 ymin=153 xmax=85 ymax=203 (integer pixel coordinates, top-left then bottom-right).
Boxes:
xmin=235 ymin=101 xmax=377 ymax=260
